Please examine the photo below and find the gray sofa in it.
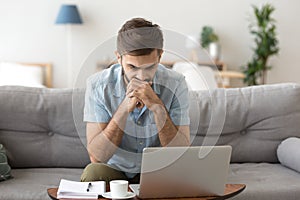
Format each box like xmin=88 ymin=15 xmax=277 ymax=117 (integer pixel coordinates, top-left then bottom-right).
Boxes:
xmin=0 ymin=83 xmax=300 ymax=200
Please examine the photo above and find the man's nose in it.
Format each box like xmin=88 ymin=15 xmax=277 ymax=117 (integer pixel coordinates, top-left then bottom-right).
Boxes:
xmin=136 ymin=70 xmax=148 ymax=81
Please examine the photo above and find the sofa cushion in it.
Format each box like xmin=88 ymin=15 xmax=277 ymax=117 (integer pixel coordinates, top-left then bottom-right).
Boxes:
xmin=0 ymin=86 xmax=89 ymax=168
xmin=228 ymin=163 xmax=300 ymax=200
xmin=277 ymin=137 xmax=300 ymax=173
xmin=0 ymin=168 xmax=82 ymax=200
xmin=1 ymin=165 xmax=299 ymax=200
xmin=190 ymin=83 xmax=300 ymax=163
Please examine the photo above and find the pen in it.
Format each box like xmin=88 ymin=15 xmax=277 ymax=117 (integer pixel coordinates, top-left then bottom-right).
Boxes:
xmin=86 ymin=182 xmax=92 ymax=192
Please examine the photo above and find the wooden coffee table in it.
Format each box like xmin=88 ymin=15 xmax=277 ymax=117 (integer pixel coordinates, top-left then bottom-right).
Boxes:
xmin=47 ymin=184 xmax=245 ymax=200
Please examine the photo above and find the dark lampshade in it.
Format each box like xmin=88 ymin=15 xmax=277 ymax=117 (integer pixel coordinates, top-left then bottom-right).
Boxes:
xmin=55 ymin=4 xmax=83 ymax=24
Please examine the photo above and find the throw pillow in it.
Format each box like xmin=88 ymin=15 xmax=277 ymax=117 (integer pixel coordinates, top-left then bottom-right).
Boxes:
xmin=0 ymin=62 xmax=44 ymax=87
xmin=0 ymin=144 xmax=13 ymax=181
xmin=277 ymin=137 xmax=300 ymax=173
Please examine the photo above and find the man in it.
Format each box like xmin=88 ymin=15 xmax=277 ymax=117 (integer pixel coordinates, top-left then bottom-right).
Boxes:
xmin=81 ymin=18 xmax=190 ymax=184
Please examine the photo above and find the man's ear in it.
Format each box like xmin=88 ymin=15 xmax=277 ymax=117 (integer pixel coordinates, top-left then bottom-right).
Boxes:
xmin=158 ymin=50 xmax=164 ymax=61
xmin=115 ymin=51 xmax=121 ymax=64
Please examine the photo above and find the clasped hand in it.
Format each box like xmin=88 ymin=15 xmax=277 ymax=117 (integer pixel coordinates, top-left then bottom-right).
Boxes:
xmin=125 ymin=78 xmax=162 ymax=112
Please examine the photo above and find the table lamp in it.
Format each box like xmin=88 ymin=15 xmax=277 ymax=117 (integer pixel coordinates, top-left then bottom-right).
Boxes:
xmin=55 ymin=4 xmax=83 ymax=87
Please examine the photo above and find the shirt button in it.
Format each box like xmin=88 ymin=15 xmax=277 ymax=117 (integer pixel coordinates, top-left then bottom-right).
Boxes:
xmin=137 ymin=121 xmax=141 ymax=125
xmin=139 ymin=141 xmax=144 ymax=145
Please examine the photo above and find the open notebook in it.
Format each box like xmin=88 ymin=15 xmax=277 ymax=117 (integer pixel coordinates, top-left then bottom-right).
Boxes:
xmin=57 ymin=179 xmax=106 ymax=199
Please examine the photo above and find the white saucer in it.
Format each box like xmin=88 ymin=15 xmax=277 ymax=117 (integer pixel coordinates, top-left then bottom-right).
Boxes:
xmin=102 ymin=191 xmax=136 ymax=199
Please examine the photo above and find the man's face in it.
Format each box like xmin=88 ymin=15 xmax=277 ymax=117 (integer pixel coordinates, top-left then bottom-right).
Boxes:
xmin=118 ymin=50 xmax=162 ymax=84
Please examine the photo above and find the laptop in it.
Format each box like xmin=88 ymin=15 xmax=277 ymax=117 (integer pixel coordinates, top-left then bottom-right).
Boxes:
xmin=129 ymin=146 xmax=232 ymax=199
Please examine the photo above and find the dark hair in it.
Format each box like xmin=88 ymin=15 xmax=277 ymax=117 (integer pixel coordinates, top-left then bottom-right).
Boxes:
xmin=117 ymin=18 xmax=163 ymax=56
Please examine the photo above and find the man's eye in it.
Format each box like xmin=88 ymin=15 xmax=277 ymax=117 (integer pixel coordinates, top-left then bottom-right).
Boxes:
xmin=146 ymin=63 xmax=157 ymax=70
xmin=148 ymin=65 xmax=155 ymax=70
xmin=128 ymin=65 xmax=137 ymax=70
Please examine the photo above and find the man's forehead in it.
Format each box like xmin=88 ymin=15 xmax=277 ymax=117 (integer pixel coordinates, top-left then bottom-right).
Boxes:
xmin=122 ymin=52 xmax=159 ymax=68
xmin=125 ymin=60 xmax=157 ymax=68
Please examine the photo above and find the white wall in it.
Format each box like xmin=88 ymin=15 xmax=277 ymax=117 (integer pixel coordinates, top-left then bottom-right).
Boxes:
xmin=0 ymin=0 xmax=299 ymax=88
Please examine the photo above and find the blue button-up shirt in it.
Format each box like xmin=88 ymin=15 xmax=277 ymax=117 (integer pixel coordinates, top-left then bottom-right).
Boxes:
xmin=84 ymin=63 xmax=190 ymax=178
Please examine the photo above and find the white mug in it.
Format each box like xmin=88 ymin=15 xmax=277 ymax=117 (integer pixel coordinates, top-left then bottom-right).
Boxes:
xmin=110 ymin=180 xmax=128 ymax=197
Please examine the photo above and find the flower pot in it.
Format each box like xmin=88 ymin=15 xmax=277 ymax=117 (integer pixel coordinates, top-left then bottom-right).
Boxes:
xmin=209 ymin=42 xmax=221 ymax=61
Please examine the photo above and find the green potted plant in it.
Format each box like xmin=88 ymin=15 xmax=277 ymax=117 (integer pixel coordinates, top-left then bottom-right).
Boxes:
xmin=200 ymin=26 xmax=221 ymax=61
xmin=242 ymin=4 xmax=279 ymax=86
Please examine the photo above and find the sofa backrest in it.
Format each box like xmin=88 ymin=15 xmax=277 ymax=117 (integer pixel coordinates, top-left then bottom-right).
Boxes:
xmin=0 ymin=83 xmax=300 ymax=168
xmin=0 ymin=86 xmax=89 ymax=168
xmin=190 ymin=83 xmax=300 ymax=163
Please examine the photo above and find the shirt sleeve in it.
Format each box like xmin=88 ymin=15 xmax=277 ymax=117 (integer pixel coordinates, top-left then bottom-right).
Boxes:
xmin=83 ymin=75 xmax=111 ymax=123
xmin=169 ymin=76 xmax=190 ymax=126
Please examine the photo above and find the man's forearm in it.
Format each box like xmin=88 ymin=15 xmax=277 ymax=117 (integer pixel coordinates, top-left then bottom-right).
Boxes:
xmin=151 ymin=104 xmax=190 ymax=146
xmin=87 ymin=102 xmax=129 ymax=163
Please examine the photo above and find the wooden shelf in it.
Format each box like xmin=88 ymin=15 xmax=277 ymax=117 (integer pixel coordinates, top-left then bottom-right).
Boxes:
xmin=97 ymin=60 xmax=245 ymax=88
xmin=161 ymin=61 xmax=226 ymax=71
